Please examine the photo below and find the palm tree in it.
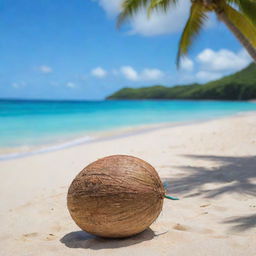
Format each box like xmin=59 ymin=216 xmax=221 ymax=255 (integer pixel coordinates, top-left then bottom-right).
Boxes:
xmin=117 ymin=0 xmax=256 ymax=66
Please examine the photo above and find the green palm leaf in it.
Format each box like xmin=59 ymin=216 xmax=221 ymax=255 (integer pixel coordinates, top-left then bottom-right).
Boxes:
xmin=223 ymin=3 xmax=256 ymax=47
xmin=117 ymin=0 xmax=150 ymax=27
xmin=147 ymin=0 xmax=177 ymax=17
xmin=176 ymin=2 xmax=208 ymax=66
xmin=117 ymin=0 xmax=256 ymax=65
xmin=118 ymin=0 xmax=178 ymax=26
xmin=226 ymin=0 xmax=256 ymax=25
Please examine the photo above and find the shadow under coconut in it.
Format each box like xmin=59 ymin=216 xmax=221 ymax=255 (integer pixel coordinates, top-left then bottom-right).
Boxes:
xmin=60 ymin=228 xmax=156 ymax=250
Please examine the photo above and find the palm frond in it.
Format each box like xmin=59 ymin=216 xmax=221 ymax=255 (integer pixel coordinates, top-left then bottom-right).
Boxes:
xmin=223 ymin=3 xmax=256 ymax=47
xmin=147 ymin=0 xmax=177 ymax=17
xmin=176 ymin=2 xmax=208 ymax=67
xmin=226 ymin=0 xmax=256 ymax=25
xmin=117 ymin=0 xmax=150 ymax=28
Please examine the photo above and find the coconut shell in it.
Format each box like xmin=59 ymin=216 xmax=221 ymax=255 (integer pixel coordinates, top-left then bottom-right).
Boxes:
xmin=67 ymin=155 xmax=165 ymax=238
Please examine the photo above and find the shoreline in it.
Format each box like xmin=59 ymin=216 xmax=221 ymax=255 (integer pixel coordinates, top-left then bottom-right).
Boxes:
xmin=1 ymin=110 xmax=255 ymax=161
xmin=0 ymin=120 xmax=189 ymax=161
xmin=1 ymin=110 xmax=256 ymax=255
xmin=1 ymin=97 xmax=256 ymax=102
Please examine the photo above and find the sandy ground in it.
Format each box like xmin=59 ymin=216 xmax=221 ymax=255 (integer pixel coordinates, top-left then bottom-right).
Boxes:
xmin=0 ymin=113 xmax=256 ymax=256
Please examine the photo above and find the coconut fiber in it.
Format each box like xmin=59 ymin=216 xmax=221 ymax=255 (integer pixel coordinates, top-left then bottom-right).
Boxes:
xmin=67 ymin=155 xmax=165 ymax=238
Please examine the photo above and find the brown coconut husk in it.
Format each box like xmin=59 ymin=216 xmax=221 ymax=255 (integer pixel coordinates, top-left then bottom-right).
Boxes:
xmin=67 ymin=155 xmax=165 ymax=238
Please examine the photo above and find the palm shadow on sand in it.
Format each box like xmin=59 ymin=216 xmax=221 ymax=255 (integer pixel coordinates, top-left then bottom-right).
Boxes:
xmin=60 ymin=228 xmax=158 ymax=250
xmin=223 ymin=214 xmax=256 ymax=231
xmin=163 ymin=154 xmax=256 ymax=231
xmin=61 ymin=154 xmax=256 ymax=247
xmin=164 ymin=155 xmax=256 ymax=198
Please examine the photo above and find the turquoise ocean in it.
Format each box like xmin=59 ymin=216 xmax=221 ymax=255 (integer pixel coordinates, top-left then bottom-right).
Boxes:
xmin=1 ymin=99 xmax=256 ymax=158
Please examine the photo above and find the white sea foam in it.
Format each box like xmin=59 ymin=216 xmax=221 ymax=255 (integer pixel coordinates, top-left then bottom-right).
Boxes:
xmin=0 ymin=135 xmax=93 ymax=161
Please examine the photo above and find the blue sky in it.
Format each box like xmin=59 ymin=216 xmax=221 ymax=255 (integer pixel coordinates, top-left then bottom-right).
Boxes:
xmin=0 ymin=0 xmax=252 ymax=100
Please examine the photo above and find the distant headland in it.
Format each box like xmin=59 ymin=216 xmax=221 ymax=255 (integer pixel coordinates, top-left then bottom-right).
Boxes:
xmin=107 ymin=63 xmax=256 ymax=101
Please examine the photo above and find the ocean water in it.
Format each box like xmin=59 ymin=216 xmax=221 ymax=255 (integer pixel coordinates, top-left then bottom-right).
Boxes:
xmin=1 ymin=99 xmax=256 ymax=151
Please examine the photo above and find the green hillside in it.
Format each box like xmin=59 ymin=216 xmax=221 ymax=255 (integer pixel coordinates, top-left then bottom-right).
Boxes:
xmin=107 ymin=63 xmax=256 ymax=100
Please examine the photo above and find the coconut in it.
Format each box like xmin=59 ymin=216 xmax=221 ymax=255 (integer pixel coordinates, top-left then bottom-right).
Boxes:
xmin=67 ymin=155 xmax=165 ymax=238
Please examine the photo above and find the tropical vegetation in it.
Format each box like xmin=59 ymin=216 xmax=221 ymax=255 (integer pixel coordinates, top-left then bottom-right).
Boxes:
xmin=118 ymin=0 xmax=256 ymax=65
xmin=107 ymin=63 xmax=256 ymax=100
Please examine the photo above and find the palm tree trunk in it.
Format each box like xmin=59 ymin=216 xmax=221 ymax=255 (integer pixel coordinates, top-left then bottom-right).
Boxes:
xmin=216 ymin=10 xmax=256 ymax=63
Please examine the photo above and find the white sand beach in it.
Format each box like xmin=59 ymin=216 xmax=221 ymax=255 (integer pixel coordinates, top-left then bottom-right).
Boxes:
xmin=0 ymin=113 xmax=256 ymax=256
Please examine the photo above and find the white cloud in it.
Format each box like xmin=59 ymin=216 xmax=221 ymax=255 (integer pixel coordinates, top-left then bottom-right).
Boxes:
xmin=129 ymin=3 xmax=190 ymax=36
xmin=120 ymin=66 xmax=138 ymax=81
xmin=195 ymin=71 xmax=223 ymax=81
xmin=192 ymin=48 xmax=252 ymax=82
xmin=180 ymin=57 xmax=194 ymax=71
xmin=94 ymin=0 xmax=190 ymax=36
xmin=38 ymin=65 xmax=53 ymax=73
xmin=91 ymin=67 xmax=107 ymax=78
xmin=97 ymin=0 xmax=122 ymax=16
xmin=66 ymin=82 xmax=76 ymax=88
xmin=197 ymin=48 xmax=251 ymax=72
xmin=120 ymin=66 xmax=164 ymax=81
xmin=141 ymin=68 xmax=164 ymax=80
xmin=94 ymin=0 xmax=216 ymax=36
